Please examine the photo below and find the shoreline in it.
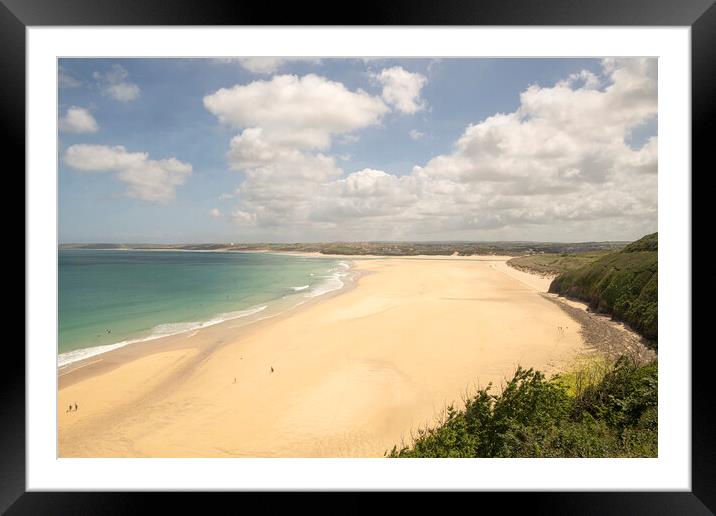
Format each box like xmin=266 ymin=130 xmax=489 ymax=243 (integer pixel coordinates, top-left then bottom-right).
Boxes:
xmin=502 ymin=260 xmax=655 ymax=362
xmin=58 ymin=255 xmax=516 ymax=382
xmin=58 ymin=262 xmax=365 ymax=387
xmin=542 ymin=293 xmax=656 ymax=363
xmin=57 ymin=254 xmax=515 ymax=372
xmin=58 ymin=253 xmax=357 ymax=371
xmin=58 ymin=255 xmax=632 ymax=457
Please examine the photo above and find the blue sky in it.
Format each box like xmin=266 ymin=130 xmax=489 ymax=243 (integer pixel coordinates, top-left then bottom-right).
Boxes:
xmin=58 ymin=57 xmax=657 ymax=243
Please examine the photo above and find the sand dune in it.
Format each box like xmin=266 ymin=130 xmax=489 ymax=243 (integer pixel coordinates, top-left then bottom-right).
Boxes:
xmin=58 ymin=257 xmax=587 ymax=457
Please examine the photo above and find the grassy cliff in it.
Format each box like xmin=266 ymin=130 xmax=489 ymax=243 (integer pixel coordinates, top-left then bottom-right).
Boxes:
xmin=507 ymin=251 xmax=610 ymax=276
xmin=548 ymin=233 xmax=657 ymax=342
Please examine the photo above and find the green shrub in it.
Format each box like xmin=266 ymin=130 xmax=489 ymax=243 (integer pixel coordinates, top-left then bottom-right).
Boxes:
xmin=389 ymin=357 xmax=657 ymax=458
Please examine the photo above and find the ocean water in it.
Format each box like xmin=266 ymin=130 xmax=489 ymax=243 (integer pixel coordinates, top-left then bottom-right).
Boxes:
xmin=58 ymin=250 xmax=351 ymax=366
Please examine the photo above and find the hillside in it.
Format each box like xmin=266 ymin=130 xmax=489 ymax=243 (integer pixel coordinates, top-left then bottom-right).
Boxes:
xmin=507 ymin=251 xmax=611 ymax=277
xmin=549 ymin=233 xmax=658 ymax=343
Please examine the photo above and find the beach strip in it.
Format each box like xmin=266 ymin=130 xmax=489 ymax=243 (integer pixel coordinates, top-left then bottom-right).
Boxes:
xmin=58 ymin=256 xmax=587 ymax=457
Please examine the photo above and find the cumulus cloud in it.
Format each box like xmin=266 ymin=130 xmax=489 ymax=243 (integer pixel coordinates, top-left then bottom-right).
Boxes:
xmin=376 ymin=66 xmax=427 ymax=114
xmin=409 ymin=129 xmax=424 ymax=140
xmin=236 ymin=58 xmax=286 ymax=74
xmin=204 ymin=74 xmax=388 ymax=151
xmin=64 ymin=144 xmax=191 ymax=203
xmin=59 ymin=107 xmax=99 ymax=134
xmin=93 ymin=65 xmax=140 ymax=102
xmin=415 ymin=58 xmax=657 ymax=188
xmin=215 ymin=59 xmax=657 ymax=241
xmin=231 ymin=209 xmax=258 ymax=225
xmin=219 ymin=57 xmax=321 ymax=74
xmin=565 ymin=69 xmax=601 ymax=90
xmin=204 ymin=74 xmax=390 ymax=227
xmin=59 ymin=66 xmax=81 ymax=88
xmin=227 ymin=135 xmax=343 ymax=227
xmin=311 ymin=169 xmax=419 ymax=221
xmin=209 ymin=208 xmax=221 ymax=217
xmin=401 ymin=58 xmax=658 ymax=237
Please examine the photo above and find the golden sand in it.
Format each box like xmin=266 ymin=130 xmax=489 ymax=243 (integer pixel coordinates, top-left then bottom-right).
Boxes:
xmin=58 ymin=256 xmax=586 ymax=457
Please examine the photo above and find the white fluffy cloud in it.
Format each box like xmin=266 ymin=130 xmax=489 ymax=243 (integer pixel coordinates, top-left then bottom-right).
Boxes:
xmin=228 ymin=57 xmax=321 ymax=74
xmin=415 ymin=58 xmax=657 ymax=189
xmin=58 ymin=66 xmax=81 ymax=89
xmin=59 ymin=107 xmax=99 ymax=134
xmin=204 ymin=74 xmax=388 ymax=151
xmin=204 ymin=74 xmax=392 ymax=227
xmin=237 ymin=58 xmax=286 ymax=74
xmin=402 ymin=58 xmax=658 ymax=238
xmin=376 ymin=66 xmax=427 ymax=114
xmin=93 ymin=65 xmax=140 ymax=102
xmin=409 ymin=129 xmax=424 ymax=140
xmin=64 ymin=144 xmax=192 ymax=203
xmin=209 ymin=208 xmax=221 ymax=218
xmin=214 ymin=59 xmax=657 ymax=241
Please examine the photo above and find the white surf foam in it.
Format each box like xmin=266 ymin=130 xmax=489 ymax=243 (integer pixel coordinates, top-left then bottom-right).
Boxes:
xmin=58 ymin=341 xmax=137 ymax=368
xmin=59 ymin=260 xmax=354 ymax=369
xmin=58 ymin=304 xmax=268 ymax=368
xmin=304 ymin=261 xmax=353 ymax=298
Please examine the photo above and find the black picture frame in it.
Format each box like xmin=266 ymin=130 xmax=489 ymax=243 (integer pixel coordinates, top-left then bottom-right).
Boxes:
xmin=5 ymin=0 xmax=711 ymax=511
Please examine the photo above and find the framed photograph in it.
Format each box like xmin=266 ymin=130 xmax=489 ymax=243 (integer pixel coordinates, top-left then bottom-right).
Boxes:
xmin=8 ymin=0 xmax=712 ymax=510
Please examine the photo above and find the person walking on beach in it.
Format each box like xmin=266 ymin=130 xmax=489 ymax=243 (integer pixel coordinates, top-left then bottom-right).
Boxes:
xmin=270 ymin=366 xmax=274 ymax=373
xmin=74 ymin=402 xmax=78 ymax=411
xmin=67 ymin=404 xmax=72 ymax=413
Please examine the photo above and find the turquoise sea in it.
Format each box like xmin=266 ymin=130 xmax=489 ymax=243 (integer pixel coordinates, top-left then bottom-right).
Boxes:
xmin=58 ymin=249 xmax=351 ymax=366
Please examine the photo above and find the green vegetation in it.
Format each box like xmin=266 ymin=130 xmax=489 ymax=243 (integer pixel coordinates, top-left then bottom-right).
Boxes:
xmin=549 ymin=233 xmax=657 ymax=342
xmin=59 ymin=240 xmax=627 ymax=257
xmin=621 ymin=232 xmax=658 ymax=253
xmin=389 ymin=356 xmax=657 ymax=458
xmin=507 ymin=251 xmax=610 ymax=276
xmin=556 ymin=355 xmax=612 ymax=396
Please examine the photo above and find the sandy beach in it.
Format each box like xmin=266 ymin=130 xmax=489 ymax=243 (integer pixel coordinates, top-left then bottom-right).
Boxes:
xmin=58 ymin=256 xmax=589 ymax=457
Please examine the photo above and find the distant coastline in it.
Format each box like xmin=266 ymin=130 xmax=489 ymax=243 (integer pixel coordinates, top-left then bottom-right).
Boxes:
xmin=59 ymin=240 xmax=629 ymax=257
